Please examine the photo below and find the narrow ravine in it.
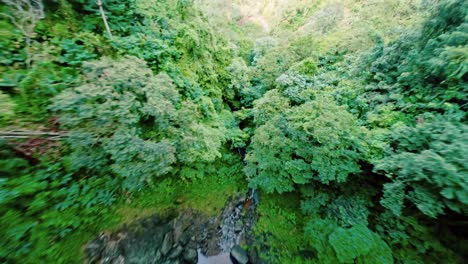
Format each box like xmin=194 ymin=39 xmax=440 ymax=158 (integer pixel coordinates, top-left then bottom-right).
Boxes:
xmin=85 ymin=193 xmax=258 ymax=264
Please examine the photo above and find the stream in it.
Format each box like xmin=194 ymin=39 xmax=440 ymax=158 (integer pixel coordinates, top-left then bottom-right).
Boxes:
xmin=197 ymin=250 xmax=231 ymax=264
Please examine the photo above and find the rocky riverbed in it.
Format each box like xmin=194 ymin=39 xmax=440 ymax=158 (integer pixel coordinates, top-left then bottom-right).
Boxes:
xmin=84 ymin=194 xmax=259 ymax=264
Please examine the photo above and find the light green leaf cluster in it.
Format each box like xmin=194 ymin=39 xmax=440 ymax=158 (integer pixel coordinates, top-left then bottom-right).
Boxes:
xmin=226 ymin=57 xmax=251 ymax=99
xmin=305 ymin=219 xmax=393 ymax=264
xmin=52 ymin=56 xmax=227 ymax=189
xmin=246 ymin=93 xmax=367 ymax=193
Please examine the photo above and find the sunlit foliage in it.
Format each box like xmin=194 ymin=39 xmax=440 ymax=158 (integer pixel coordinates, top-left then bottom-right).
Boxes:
xmin=0 ymin=0 xmax=466 ymax=263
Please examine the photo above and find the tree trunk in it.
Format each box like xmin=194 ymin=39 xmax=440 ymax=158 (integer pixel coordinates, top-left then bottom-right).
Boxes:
xmin=96 ymin=0 xmax=112 ymax=38
xmin=25 ymin=36 xmax=31 ymax=68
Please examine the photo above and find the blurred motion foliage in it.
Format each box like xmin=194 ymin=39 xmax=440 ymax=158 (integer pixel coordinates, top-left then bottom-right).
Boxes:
xmin=0 ymin=0 xmax=240 ymax=262
xmin=0 ymin=0 xmax=467 ymax=263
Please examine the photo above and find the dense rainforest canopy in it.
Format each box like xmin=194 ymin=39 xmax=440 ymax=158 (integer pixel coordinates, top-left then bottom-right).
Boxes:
xmin=0 ymin=0 xmax=466 ymax=263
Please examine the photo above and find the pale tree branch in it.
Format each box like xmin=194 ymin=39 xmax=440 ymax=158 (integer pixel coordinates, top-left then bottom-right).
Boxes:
xmin=96 ymin=0 xmax=113 ymax=38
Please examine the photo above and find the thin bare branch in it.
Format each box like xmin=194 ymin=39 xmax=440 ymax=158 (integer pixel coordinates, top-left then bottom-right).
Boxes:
xmin=0 ymin=130 xmax=68 ymax=140
xmin=96 ymin=0 xmax=113 ymax=38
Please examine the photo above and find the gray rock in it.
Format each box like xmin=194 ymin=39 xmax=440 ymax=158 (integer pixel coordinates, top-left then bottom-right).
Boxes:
xmin=230 ymin=245 xmax=249 ymax=264
xmin=168 ymin=245 xmax=183 ymax=259
xmin=183 ymin=248 xmax=197 ymax=262
xmin=162 ymin=259 xmax=180 ymax=264
xmin=154 ymin=250 xmax=162 ymax=263
xmin=173 ymin=222 xmax=185 ymax=244
xmin=151 ymin=228 xmax=166 ymax=247
xmin=162 ymin=260 xmax=179 ymax=264
xmin=179 ymin=231 xmax=191 ymax=245
xmin=101 ymin=241 xmax=122 ymax=264
xmin=161 ymin=232 xmax=173 ymax=255
xmin=85 ymin=242 xmax=104 ymax=263
xmin=85 ymin=196 xmax=259 ymax=264
xmin=234 ymin=220 xmax=243 ymax=233
xmin=85 ymin=233 xmax=109 ymax=263
xmin=111 ymin=255 xmax=124 ymax=264
xmin=251 ymin=189 xmax=260 ymax=205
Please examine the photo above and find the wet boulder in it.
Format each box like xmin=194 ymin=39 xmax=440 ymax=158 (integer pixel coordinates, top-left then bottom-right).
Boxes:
xmin=230 ymin=245 xmax=249 ymax=264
